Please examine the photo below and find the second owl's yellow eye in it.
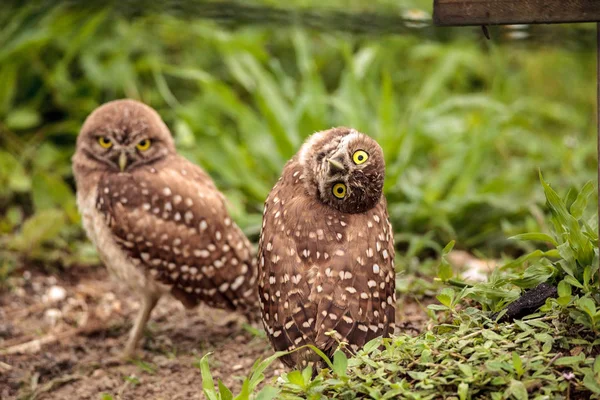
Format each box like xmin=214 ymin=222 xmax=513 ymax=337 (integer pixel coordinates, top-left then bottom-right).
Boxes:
xmin=136 ymin=139 xmax=151 ymax=151
xmin=98 ymin=137 xmax=112 ymax=148
xmin=332 ymin=183 xmax=347 ymax=199
xmin=352 ymin=150 xmax=369 ymax=165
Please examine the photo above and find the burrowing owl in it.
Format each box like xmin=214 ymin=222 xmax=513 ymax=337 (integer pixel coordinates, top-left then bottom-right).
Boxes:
xmin=72 ymin=99 xmax=258 ymax=358
xmin=258 ymin=127 xmax=396 ymax=369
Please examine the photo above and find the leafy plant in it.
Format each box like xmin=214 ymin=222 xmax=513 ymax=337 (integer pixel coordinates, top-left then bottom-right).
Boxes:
xmin=0 ymin=3 xmax=597 ymax=285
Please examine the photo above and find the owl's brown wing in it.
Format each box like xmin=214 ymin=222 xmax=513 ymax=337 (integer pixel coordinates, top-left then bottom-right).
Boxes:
xmin=97 ymin=156 xmax=257 ymax=312
xmin=259 ymin=163 xmax=395 ymax=368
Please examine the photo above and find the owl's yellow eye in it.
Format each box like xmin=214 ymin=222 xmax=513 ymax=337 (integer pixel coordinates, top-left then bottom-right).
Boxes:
xmin=352 ymin=150 xmax=369 ymax=165
xmin=136 ymin=139 xmax=151 ymax=151
xmin=332 ymin=183 xmax=347 ymax=199
xmin=98 ymin=137 xmax=112 ymax=148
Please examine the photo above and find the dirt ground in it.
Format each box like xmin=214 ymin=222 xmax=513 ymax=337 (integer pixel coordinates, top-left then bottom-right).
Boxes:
xmin=0 ymin=266 xmax=429 ymax=400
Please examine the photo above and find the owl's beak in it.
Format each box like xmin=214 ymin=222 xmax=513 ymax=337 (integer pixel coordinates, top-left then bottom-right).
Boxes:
xmin=118 ymin=152 xmax=128 ymax=172
xmin=327 ymin=158 xmax=345 ymax=174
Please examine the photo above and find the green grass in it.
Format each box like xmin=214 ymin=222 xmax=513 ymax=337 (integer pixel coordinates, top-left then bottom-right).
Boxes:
xmin=0 ymin=2 xmax=596 ymax=278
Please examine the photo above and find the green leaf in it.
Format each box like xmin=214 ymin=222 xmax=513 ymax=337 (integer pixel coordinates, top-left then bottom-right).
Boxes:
xmin=332 ymin=350 xmax=348 ymax=377
xmin=218 ymin=380 xmax=233 ymax=400
xmin=254 ymin=386 xmax=280 ymax=400
xmin=557 ymin=280 xmax=572 ymax=297
xmin=362 ymin=338 xmax=380 ymax=354
xmin=583 ymin=371 xmax=600 ymax=394
xmin=438 ymin=260 xmax=453 ymax=281
xmin=437 ymin=288 xmax=455 ymax=308
xmin=304 ymin=345 xmax=334 ymax=370
xmin=482 ymin=330 xmax=504 ymax=341
xmin=233 ymin=379 xmax=250 ymax=400
xmin=564 ymin=275 xmax=584 ymax=289
xmin=5 ymin=107 xmax=41 ymax=130
xmin=301 ymin=365 xmax=312 ymax=383
xmin=584 ymin=266 xmax=593 ymax=287
xmin=507 ymin=379 xmax=528 ymax=400
xmin=9 ymin=209 xmax=65 ymax=252
xmin=554 ymin=353 xmax=586 ymax=366
xmin=248 ymin=351 xmax=290 ymax=389
xmin=286 ymin=370 xmax=305 ymax=387
xmin=512 ymin=353 xmax=524 ymax=378
xmin=509 ymin=232 xmax=557 ymax=246
xmin=570 ymin=180 xmax=595 ymax=219
xmin=458 ymin=382 xmax=469 ymax=400
xmin=442 ymin=240 xmax=456 ymax=255
xmin=577 ymin=297 xmax=597 ymax=318
xmin=198 ymin=353 xmax=218 ymax=400
xmin=594 ymin=357 xmax=600 ymax=375
xmin=428 ymin=304 xmax=450 ymax=311
xmin=458 ymin=363 xmax=473 ymax=379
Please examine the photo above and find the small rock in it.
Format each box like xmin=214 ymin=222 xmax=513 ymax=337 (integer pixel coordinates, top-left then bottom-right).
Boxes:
xmin=44 ymin=308 xmax=63 ymax=326
xmin=46 ymin=286 xmax=67 ymax=303
xmin=232 ymin=364 xmax=243 ymax=371
xmin=92 ymin=369 xmax=106 ymax=378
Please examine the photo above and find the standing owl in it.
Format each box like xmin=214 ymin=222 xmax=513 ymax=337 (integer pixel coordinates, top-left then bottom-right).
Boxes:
xmin=258 ymin=127 xmax=396 ymax=369
xmin=72 ymin=99 xmax=258 ymax=358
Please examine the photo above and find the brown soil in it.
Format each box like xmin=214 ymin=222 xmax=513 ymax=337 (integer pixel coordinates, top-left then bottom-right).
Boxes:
xmin=0 ymin=266 xmax=429 ymax=400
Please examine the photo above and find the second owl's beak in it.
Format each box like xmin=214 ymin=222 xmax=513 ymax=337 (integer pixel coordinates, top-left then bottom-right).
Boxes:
xmin=327 ymin=158 xmax=345 ymax=174
xmin=118 ymin=152 xmax=128 ymax=172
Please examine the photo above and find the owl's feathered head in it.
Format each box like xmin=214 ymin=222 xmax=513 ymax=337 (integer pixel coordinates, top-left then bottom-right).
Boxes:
xmin=73 ymin=99 xmax=175 ymax=174
xmin=298 ymin=127 xmax=385 ymax=214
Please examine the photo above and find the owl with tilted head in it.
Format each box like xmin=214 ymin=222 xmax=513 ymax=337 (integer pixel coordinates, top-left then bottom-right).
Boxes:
xmin=258 ymin=127 xmax=396 ymax=369
xmin=72 ymin=99 xmax=258 ymax=358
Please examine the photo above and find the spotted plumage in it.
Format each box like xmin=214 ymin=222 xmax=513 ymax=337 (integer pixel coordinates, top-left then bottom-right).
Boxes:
xmin=72 ymin=99 xmax=258 ymax=357
xmin=258 ymin=127 xmax=396 ymax=369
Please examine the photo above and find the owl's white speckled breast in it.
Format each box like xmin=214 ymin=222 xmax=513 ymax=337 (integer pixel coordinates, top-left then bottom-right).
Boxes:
xmin=77 ymin=186 xmax=161 ymax=294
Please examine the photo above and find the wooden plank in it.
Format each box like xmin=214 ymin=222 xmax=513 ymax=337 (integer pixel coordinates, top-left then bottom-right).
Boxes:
xmin=434 ymin=0 xmax=600 ymax=26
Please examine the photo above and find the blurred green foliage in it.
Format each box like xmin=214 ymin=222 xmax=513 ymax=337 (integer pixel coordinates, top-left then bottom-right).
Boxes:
xmin=0 ymin=1 xmax=597 ymax=277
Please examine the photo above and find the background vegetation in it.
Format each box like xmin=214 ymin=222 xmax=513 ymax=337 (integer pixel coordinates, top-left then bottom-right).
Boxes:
xmin=1 ymin=1 xmax=596 ymax=279
xmin=1 ymin=1 xmax=599 ymax=397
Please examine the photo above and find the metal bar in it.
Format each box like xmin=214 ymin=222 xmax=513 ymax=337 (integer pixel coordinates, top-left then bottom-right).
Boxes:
xmin=434 ymin=0 xmax=600 ymax=26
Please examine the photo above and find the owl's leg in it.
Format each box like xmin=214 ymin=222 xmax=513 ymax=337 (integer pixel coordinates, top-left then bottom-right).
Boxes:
xmin=122 ymin=290 xmax=162 ymax=359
